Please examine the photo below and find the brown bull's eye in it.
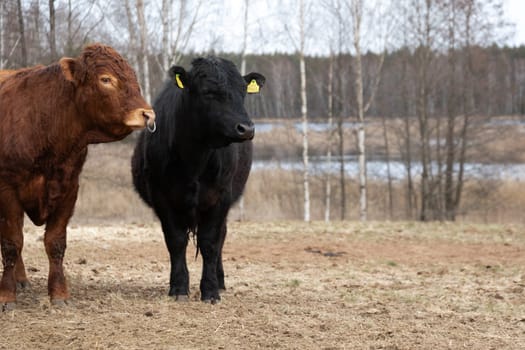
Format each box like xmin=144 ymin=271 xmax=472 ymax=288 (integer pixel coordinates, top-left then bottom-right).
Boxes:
xmin=101 ymin=77 xmax=111 ymax=84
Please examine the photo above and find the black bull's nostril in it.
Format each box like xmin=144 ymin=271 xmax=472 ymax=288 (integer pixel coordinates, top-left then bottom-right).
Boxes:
xmin=236 ymin=123 xmax=255 ymax=139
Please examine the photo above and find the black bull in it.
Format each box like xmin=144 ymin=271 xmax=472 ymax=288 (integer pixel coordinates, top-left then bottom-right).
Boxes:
xmin=131 ymin=57 xmax=265 ymax=303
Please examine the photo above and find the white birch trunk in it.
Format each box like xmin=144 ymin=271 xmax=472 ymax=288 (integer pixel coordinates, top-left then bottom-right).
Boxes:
xmin=172 ymin=0 xmax=186 ymax=65
xmin=357 ymin=125 xmax=366 ymax=221
xmin=325 ymin=53 xmax=334 ymax=223
xmin=352 ymin=0 xmax=367 ymax=222
xmin=136 ymin=0 xmax=151 ymax=103
xmin=161 ymin=0 xmax=171 ymax=72
xmin=301 ymin=55 xmax=310 ymax=222
xmin=124 ymin=0 xmax=139 ymax=72
xmin=173 ymin=0 xmax=201 ymax=66
xmin=240 ymin=0 xmax=249 ymax=74
xmin=238 ymin=0 xmax=249 ymax=221
xmin=299 ymin=0 xmax=310 ymax=222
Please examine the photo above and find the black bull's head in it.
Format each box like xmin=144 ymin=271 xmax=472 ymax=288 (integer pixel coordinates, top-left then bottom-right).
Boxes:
xmin=169 ymin=57 xmax=265 ymax=148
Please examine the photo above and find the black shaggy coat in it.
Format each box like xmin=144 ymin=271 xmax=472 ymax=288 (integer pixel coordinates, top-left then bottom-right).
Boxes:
xmin=131 ymin=57 xmax=265 ymax=302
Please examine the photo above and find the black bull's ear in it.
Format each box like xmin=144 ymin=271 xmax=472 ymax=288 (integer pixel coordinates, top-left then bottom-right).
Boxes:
xmin=244 ymin=72 xmax=266 ymax=94
xmin=168 ymin=66 xmax=187 ymax=89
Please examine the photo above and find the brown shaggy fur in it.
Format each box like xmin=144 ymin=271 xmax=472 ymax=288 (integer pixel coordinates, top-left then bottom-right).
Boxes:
xmin=0 ymin=43 xmax=155 ymax=307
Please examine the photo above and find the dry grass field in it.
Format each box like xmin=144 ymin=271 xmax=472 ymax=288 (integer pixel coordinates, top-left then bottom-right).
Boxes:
xmin=1 ymin=221 xmax=525 ymax=349
xmin=72 ymin=136 xmax=525 ymax=224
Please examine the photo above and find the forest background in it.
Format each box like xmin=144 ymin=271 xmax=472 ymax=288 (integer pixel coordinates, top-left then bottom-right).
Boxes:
xmin=1 ymin=0 xmax=525 ymax=223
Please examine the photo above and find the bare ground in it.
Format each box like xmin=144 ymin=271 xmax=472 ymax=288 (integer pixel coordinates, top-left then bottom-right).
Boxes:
xmin=1 ymin=221 xmax=525 ymax=349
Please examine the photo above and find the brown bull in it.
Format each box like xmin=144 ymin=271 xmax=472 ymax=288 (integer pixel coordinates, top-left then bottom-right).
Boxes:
xmin=0 ymin=43 xmax=155 ymax=310
xmin=0 ymin=67 xmax=44 ymax=83
xmin=0 ymin=70 xmax=15 ymax=82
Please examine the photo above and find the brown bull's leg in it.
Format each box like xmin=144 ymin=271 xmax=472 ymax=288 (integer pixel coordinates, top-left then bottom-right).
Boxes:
xmin=44 ymin=182 xmax=79 ymax=305
xmin=15 ymin=243 xmax=30 ymax=289
xmin=0 ymin=190 xmax=24 ymax=310
xmin=44 ymin=229 xmax=68 ymax=303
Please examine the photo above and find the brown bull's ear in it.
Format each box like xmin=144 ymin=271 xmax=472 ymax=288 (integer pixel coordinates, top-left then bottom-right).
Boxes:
xmin=169 ymin=66 xmax=187 ymax=89
xmin=244 ymin=72 xmax=266 ymax=94
xmin=59 ymin=57 xmax=78 ymax=82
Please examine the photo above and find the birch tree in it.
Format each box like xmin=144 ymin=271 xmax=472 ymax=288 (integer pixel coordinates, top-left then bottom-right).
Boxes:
xmin=161 ymin=0 xmax=171 ymax=71
xmin=159 ymin=0 xmax=204 ymax=72
xmin=237 ymin=0 xmax=250 ymax=221
xmin=124 ymin=0 xmax=139 ymax=70
xmin=48 ymin=0 xmax=57 ymax=60
xmin=324 ymin=52 xmax=334 ymax=222
xmin=16 ymin=0 xmax=27 ymax=66
xmin=351 ymin=0 xmax=366 ymax=221
xmin=136 ymin=0 xmax=151 ymax=102
xmin=240 ymin=0 xmax=249 ymax=76
xmin=348 ymin=0 xmax=386 ymax=221
xmin=30 ymin=0 xmax=41 ymax=57
xmin=62 ymin=0 xmax=105 ymax=56
xmin=282 ymin=0 xmax=311 ymax=221
xmin=299 ymin=0 xmax=310 ymax=222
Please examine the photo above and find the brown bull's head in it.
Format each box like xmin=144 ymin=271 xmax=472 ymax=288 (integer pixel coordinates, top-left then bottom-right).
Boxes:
xmin=59 ymin=43 xmax=155 ymax=140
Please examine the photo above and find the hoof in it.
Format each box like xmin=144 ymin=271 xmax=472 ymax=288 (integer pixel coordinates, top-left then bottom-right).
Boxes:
xmin=172 ymin=294 xmax=189 ymax=302
xmin=17 ymin=281 xmax=31 ymax=290
xmin=202 ymin=297 xmax=220 ymax=305
xmin=51 ymin=299 xmax=69 ymax=307
xmin=219 ymin=288 xmax=226 ymax=294
xmin=1 ymin=302 xmax=16 ymax=312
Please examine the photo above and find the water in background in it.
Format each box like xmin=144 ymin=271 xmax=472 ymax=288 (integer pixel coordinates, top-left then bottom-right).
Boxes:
xmin=252 ymin=158 xmax=525 ymax=181
xmin=253 ymin=119 xmax=525 ymax=181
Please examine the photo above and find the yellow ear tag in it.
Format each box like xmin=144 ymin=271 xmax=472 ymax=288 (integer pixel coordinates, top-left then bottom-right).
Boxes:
xmin=247 ymin=79 xmax=260 ymax=94
xmin=175 ymin=74 xmax=184 ymax=89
